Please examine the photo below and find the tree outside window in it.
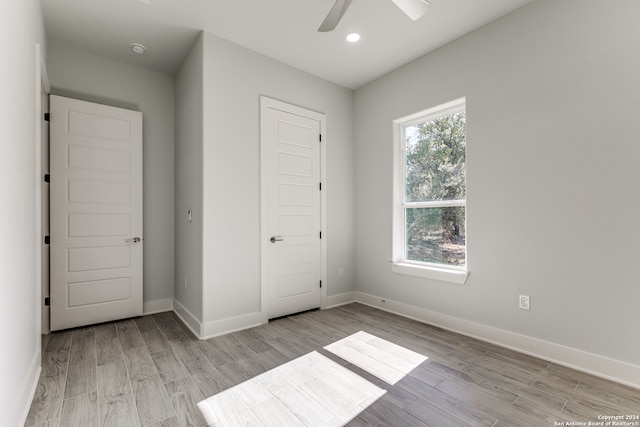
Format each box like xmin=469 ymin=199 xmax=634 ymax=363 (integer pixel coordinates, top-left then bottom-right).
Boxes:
xmin=396 ymin=100 xmax=466 ymax=269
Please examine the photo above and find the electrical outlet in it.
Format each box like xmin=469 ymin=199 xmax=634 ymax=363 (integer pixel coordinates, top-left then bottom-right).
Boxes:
xmin=183 ymin=277 xmax=188 ymax=289
xmin=338 ymin=268 xmax=344 ymax=278
xmin=519 ymin=295 xmax=530 ymax=310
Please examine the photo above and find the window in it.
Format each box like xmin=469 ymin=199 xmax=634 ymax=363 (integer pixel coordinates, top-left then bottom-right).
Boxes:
xmin=392 ymin=98 xmax=468 ymax=283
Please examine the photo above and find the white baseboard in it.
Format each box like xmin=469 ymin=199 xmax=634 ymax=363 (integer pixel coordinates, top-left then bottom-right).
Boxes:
xmin=354 ymin=292 xmax=640 ymax=389
xmin=173 ymin=299 xmax=203 ymax=337
xmin=172 ymin=299 xmax=266 ymax=340
xmin=7 ymin=349 xmax=41 ymax=427
xmin=323 ymin=292 xmax=356 ymax=309
xmin=143 ymin=298 xmax=174 ymax=315
xmin=167 ymin=293 xmax=639 ymax=388
xmin=201 ymin=311 xmax=266 ymax=340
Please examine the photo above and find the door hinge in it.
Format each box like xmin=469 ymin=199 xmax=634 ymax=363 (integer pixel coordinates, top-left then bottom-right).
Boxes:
xmin=319 ymin=281 xmax=322 ymax=288
xmin=319 ymin=231 xmax=322 ymax=239
xmin=44 ymin=113 xmax=50 ymax=122
xmin=44 ymin=297 xmax=50 ymax=306
xmin=44 ymin=173 xmax=50 ymax=183
xmin=319 ymin=182 xmax=322 ymax=191
xmin=319 ymin=134 xmax=322 ymax=142
xmin=44 ymin=235 xmax=50 ymax=245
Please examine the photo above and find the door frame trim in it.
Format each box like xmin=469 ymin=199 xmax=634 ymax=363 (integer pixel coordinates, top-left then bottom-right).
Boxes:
xmin=259 ymin=96 xmax=327 ymax=322
xmin=36 ymin=44 xmax=50 ymax=336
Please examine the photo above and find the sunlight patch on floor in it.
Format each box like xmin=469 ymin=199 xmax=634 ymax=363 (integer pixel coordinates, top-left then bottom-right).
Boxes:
xmin=198 ymin=331 xmax=427 ymax=426
xmin=324 ymin=331 xmax=428 ymax=385
xmin=198 ymin=350 xmax=385 ymax=426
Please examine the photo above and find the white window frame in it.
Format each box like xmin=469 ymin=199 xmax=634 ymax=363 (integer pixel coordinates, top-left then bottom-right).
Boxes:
xmin=391 ymin=98 xmax=469 ymax=284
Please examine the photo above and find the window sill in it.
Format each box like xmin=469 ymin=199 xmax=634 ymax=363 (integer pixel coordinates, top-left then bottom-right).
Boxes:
xmin=390 ymin=262 xmax=469 ymax=284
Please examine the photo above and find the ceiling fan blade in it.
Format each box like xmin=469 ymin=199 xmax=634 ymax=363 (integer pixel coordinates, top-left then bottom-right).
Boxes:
xmin=318 ymin=0 xmax=354 ymax=32
xmin=391 ymin=0 xmax=431 ymax=21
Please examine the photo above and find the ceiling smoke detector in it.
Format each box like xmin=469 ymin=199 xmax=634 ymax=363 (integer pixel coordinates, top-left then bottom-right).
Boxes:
xmin=130 ymin=43 xmax=146 ymax=54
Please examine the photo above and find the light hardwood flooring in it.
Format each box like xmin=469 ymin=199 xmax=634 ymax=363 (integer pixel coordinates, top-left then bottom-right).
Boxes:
xmin=26 ymin=303 xmax=640 ymax=426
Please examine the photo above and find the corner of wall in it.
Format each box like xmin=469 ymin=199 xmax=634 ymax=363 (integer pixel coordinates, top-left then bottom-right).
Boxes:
xmin=6 ymin=353 xmax=41 ymax=427
xmin=174 ymin=29 xmax=204 ymax=323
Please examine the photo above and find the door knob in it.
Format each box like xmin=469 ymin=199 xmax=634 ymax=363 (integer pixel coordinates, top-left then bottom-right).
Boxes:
xmin=126 ymin=237 xmax=141 ymax=243
xmin=270 ymin=236 xmax=284 ymax=243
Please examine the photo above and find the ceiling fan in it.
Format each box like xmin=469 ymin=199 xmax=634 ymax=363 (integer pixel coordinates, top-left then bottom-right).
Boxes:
xmin=318 ymin=0 xmax=431 ymax=32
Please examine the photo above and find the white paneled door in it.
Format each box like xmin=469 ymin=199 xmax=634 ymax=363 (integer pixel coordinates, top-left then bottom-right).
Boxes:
xmin=50 ymin=95 xmax=143 ymax=331
xmin=261 ymin=98 xmax=325 ymax=319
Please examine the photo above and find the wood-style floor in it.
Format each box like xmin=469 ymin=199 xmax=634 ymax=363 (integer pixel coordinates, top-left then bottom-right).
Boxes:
xmin=25 ymin=303 xmax=640 ymax=426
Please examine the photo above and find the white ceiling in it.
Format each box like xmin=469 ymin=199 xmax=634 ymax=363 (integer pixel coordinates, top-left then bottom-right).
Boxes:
xmin=42 ymin=0 xmax=535 ymax=89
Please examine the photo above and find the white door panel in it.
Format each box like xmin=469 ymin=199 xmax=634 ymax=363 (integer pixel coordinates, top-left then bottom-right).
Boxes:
xmin=68 ymin=178 xmax=132 ymax=204
xmin=67 ymin=145 xmax=132 ymax=173
xmin=261 ymin=99 xmax=324 ymax=319
xmin=50 ymin=95 xmax=143 ymax=330
xmin=68 ymin=278 xmax=132 ymax=307
xmin=67 ymin=110 xmax=133 ymax=142
xmin=68 ymin=213 xmax=131 ymax=237
xmin=68 ymin=245 xmax=131 ymax=272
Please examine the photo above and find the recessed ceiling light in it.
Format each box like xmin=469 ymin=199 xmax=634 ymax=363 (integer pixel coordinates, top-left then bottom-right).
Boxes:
xmin=346 ymin=33 xmax=361 ymax=43
xmin=130 ymin=43 xmax=146 ymax=54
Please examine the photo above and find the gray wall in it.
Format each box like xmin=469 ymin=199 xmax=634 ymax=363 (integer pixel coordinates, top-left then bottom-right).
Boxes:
xmin=47 ymin=43 xmax=176 ymax=307
xmin=175 ymin=34 xmax=204 ymax=321
xmin=354 ymin=0 xmax=640 ymax=366
xmin=0 ymin=0 xmax=46 ymax=424
xmin=189 ymin=32 xmax=355 ymax=326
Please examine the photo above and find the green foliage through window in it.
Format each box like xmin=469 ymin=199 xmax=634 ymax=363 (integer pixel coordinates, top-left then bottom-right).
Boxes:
xmin=401 ymin=108 xmax=466 ymax=267
xmin=405 ymin=206 xmax=465 ymax=266
xmin=405 ymin=112 xmax=466 ymax=202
